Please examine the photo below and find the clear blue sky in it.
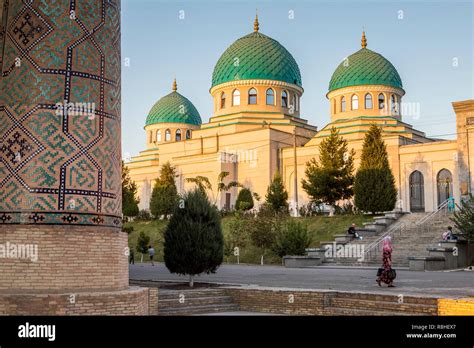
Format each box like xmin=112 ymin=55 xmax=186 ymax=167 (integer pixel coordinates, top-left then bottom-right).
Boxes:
xmin=121 ymin=0 xmax=473 ymax=157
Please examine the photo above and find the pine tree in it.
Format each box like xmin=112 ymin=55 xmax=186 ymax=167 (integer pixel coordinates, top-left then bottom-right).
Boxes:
xmin=354 ymin=124 xmax=397 ymax=214
xmin=302 ymin=127 xmax=355 ymax=213
xmin=235 ymin=188 xmax=254 ymax=211
xmin=164 ymin=189 xmax=224 ymax=287
xmin=122 ymin=161 xmax=139 ymax=217
xmin=150 ymin=162 xmax=179 ymax=219
xmin=136 ymin=231 xmax=150 ymax=263
xmin=265 ymin=171 xmax=289 ymax=212
xmin=451 ymin=195 xmax=474 ymax=242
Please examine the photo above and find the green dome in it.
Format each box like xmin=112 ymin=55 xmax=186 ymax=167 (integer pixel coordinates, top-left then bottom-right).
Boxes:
xmin=329 ymin=48 xmax=403 ymax=93
xmin=212 ymin=31 xmax=302 ymax=88
xmin=145 ymin=91 xmax=202 ymax=126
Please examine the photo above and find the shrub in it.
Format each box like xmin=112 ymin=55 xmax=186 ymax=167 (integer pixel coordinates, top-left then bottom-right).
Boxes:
xmin=235 ymin=188 xmax=254 ymax=211
xmin=273 ymin=220 xmax=312 ymax=258
xmin=136 ymin=210 xmax=151 ymax=221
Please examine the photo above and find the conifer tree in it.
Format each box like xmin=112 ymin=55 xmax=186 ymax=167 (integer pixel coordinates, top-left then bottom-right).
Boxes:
xmin=302 ymin=127 xmax=355 ymax=213
xmin=122 ymin=161 xmax=139 ymax=217
xmin=235 ymin=187 xmax=254 ymax=211
xmin=150 ymin=162 xmax=179 ymax=219
xmin=354 ymin=124 xmax=397 ymax=214
xmin=265 ymin=171 xmax=289 ymax=212
xmin=164 ymin=189 xmax=224 ymax=287
xmin=451 ymin=195 xmax=474 ymax=242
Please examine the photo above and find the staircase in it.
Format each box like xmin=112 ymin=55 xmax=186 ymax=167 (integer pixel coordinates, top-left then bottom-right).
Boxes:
xmin=322 ymin=209 xmax=454 ymax=267
xmin=157 ymin=288 xmax=240 ymax=315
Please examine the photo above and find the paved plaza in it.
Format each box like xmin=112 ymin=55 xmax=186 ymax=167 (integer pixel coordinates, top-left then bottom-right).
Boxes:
xmin=130 ymin=263 xmax=474 ymax=298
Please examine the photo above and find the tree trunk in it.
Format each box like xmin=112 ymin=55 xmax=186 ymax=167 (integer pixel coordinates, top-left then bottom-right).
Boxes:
xmin=140 ymin=254 xmax=143 ymax=263
xmin=189 ymin=274 xmax=194 ymax=288
xmin=328 ymin=205 xmax=335 ymax=217
xmin=260 ymin=255 xmax=264 ymax=265
xmin=237 ymin=255 xmax=240 ymax=265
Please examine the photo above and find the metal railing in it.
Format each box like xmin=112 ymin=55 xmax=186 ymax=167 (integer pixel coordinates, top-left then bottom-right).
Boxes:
xmin=415 ymin=199 xmax=450 ymax=226
xmin=363 ymin=222 xmax=405 ymax=262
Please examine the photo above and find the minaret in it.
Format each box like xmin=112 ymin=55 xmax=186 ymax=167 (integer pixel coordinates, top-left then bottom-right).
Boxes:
xmin=361 ymin=30 xmax=367 ymax=48
xmin=0 ymin=0 xmax=149 ymax=315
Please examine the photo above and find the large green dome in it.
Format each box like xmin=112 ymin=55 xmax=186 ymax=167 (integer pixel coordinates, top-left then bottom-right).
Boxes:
xmin=211 ymin=29 xmax=302 ymax=88
xmin=329 ymin=48 xmax=403 ymax=93
xmin=145 ymin=90 xmax=202 ymax=127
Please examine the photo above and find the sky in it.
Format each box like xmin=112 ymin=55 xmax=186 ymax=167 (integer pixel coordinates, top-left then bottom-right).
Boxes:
xmin=121 ymin=0 xmax=473 ymax=158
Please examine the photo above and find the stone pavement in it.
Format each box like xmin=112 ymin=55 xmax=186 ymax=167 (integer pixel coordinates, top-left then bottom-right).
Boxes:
xmin=130 ymin=263 xmax=474 ymax=298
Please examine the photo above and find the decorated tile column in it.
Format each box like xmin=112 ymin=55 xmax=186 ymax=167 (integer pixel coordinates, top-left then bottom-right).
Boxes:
xmin=0 ymin=0 xmax=149 ymax=315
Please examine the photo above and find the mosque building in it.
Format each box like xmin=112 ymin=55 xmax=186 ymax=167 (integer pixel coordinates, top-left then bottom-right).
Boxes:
xmin=127 ymin=15 xmax=474 ymax=214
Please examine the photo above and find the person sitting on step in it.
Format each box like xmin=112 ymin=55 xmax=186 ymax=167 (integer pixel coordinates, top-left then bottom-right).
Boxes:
xmin=347 ymin=223 xmax=362 ymax=240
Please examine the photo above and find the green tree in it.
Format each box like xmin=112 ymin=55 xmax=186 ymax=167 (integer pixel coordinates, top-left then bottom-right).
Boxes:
xmin=235 ymin=188 xmax=254 ymax=211
xmin=136 ymin=231 xmax=150 ymax=263
xmin=248 ymin=205 xmax=280 ymax=265
xmin=302 ymin=127 xmax=355 ymax=215
xmin=451 ymin=195 xmax=474 ymax=242
xmin=354 ymin=124 xmax=397 ymax=214
xmin=150 ymin=162 xmax=179 ymax=219
xmin=227 ymin=212 xmax=252 ymax=263
xmin=164 ymin=189 xmax=224 ymax=287
xmin=186 ymin=171 xmax=241 ymax=205
xmin=122 ymin=161 xmax=139 ymax=217
xmin=272 ymin=220 xmax=312 ymax=258
xmin=265 ymin=171 xmax=289 ymax=213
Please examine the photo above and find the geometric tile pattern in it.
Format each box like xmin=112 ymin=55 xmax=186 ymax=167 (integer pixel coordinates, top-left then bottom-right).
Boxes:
xmin=329 ymin=48 xmax=403 ymax=92
xmin=0 ymin=0 xmax=122 ymax=228
xmin=212 ymin=31 xmax=302 ymax=88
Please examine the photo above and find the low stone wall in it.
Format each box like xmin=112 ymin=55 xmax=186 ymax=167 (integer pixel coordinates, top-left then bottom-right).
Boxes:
xmin=0 ymin=286 xmax=150 ymax=315
xmin=224 ymin=287 xmax=442 ymax=316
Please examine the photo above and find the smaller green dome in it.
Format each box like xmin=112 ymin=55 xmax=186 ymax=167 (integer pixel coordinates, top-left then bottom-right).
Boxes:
xmin=329 ymin=47 xmax=403 ymax=93
xmin=145 ymin=83 xmax=202 ymax=126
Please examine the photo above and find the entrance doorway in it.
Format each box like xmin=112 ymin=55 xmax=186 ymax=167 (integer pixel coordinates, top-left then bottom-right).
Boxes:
xmin=409 ymin=170 xmax=425 ymax=212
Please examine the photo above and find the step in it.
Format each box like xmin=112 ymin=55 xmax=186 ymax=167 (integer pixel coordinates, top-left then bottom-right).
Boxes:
xmin=330 ymin=298 xmax=437 ymax=315
xmin=158 ymin=303 xmax=240 ymax=315
xmin=158 ymin=296 xmax=233 ymax=309
xmin=158 ymin=289 xmax=227 ymax=300
xmin=324 ymin=307 xmax=418 ymax=316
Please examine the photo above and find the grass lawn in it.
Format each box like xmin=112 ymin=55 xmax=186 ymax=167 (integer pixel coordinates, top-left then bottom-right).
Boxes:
xmin=126 ymin=214 xmax=374 ymax=265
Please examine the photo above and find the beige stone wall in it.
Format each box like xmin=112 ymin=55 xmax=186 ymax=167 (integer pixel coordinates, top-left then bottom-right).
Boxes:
xmin=0 ymin=226 xmax=129 ymax=293
xmin=453 ymin=100 xmax=474 ymax=196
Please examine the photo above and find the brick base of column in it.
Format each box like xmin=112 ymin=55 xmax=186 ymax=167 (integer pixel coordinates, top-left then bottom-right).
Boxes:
xmin=0 ymin=286 xmax=151 ymax=315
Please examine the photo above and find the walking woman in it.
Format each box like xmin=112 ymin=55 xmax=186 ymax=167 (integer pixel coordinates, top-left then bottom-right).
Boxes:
xmin=376 ymin=236 xmax=396 ymax=287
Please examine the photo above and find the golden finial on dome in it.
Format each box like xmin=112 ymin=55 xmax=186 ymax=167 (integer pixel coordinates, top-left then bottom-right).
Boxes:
xmin=172 ymin=78 xmax=177 ymax=92
xmin=361 ymin=30 xmax=367 ymax=48
xmin=254 ymin=10 xmax=259 ymax=32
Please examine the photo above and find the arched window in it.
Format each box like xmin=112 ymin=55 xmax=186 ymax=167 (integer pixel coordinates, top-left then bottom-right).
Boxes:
xmin=295 ymin=95 xmax=299 ymax=112
xmin=248 ymin=88 xmax=257 ymax=104
xmin=232 ymin=89 xmax=240 ymax=106
xmin=341 ymin=96 xmax=346 ymax=112
xmin=186 ymin=129 xmax=192 ymax=140
xmin=266 ymin=88 xmax=275 ymax=105
xmin=156 ymin=130 xmax=162 ymax=142
xmin=378 ymin=93 xmax=385 ymax=110
xmin=351 ymin=95 xmax=359 ymax=110
xmin=220 ymin=92 xmax=226 ymax=109
xmin=165 ymin=129 xmax=171 ymax=142
xmin=176 ymin=129 xmax=182 ymax=141
xmin=281 ymin=90 xmax=288 ymax=108
xmin=391 ymin=94 xmax=398 ymax=114
xmin=364 ymin=93 xmax=373 ymax=109
xmin=333 ymin=99 xmax=336 ymax=114
xmin=149 ymin=131 xmax=152 ymax=143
